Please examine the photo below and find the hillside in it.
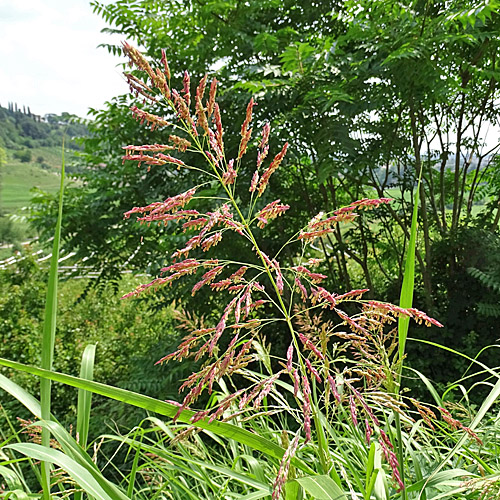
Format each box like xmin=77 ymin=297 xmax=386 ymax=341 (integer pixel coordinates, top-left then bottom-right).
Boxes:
xmin=0 ymin=104 xmax=88 ymax=247
xmin=0 ymin=103 xmax=87 ymax=152
xmin=0 ymin=104 xmax=88 ymax=213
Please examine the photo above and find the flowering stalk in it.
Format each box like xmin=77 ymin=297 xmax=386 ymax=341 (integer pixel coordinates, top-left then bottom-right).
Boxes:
xmin=118 ymin=43 xmax=474 ymax=497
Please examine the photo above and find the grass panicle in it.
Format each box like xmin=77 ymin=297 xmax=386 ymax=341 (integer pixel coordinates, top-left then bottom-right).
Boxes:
xmin=0 ymin=44 xmax=498 ymax=500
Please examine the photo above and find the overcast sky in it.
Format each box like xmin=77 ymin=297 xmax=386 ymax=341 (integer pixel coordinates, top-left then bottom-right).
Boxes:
xmin=0 ymin=0 xmax=127 ymax=118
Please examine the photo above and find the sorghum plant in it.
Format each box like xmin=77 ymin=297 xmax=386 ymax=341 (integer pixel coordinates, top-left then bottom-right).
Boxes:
xmin=119 ymin=42 xmax=480 ymax=498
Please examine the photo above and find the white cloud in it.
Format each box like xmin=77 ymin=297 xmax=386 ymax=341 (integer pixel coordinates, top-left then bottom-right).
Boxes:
xmin=0 ymin=0 xmax=127 ymax=117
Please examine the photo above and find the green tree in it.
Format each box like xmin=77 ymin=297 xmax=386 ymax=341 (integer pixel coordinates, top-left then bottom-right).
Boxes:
xmin=51 ymin=0 xmax=499 ymax=291
xmin=30 ymin=0 xmax=500 ymax=389
xmin=32 ymin=0 xmax=343 ymax=301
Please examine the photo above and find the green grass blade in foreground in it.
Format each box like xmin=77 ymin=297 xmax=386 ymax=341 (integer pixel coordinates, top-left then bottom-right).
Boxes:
xmin=0 ymin=374 xmax=42 ymax=418
xmin=372 ymin=442 xmax=388 ymax=500
xmin=36 ymin=420 xmax=130 ymax=500
xmin=76 ymin=344 xmax=96 ymax=449
xmin=40 ymin=138 xmax=65 ymax=498
xmin=239 ymin=492 xmax=277 ymax=500
xmin=0 ymin=358 xmax=315 ymax=475
xmin=395 ymin=174 xmax=422 ymax=500
xmin=0 ymin=487 xmax=30 ymax=500
xmin=0 ymin=374 xmax=129 ymax=500
xmin=293 ymin=475 xmax=347 ymax=499
xmin=365 ymin=442 xmax=382 ymax=500
xmin=6 ymin=443 xmax=119 ymax=500
xmin=398 ymin=176 xmax=421 ymax=362
xmin=404 ymin=367 xmax=443 ymax=407
xmin=405 ymin=469 xmax=473 ymax=494
xmin=418 ymin=377 xmax=500 ymax=499
xmin=285 ymin=479 xmax=303 ymax=500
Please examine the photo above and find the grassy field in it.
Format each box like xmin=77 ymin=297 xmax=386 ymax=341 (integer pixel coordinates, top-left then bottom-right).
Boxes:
xmin=28 ymin=146 xmax=67 ymax=170
xmin=0 ymin=147 xmax=66 ymax=255
xmin=1 ymin=161 xmax=61 ymax=213
xmin=0 ymin=146 xmax=78 ymax=214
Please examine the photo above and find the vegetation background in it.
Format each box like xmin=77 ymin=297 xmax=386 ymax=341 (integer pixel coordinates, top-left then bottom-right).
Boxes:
xmin=0 ymin=0 xmax=500 ymax=498
xmin=28 ymin=0 xmax=500 ymax=393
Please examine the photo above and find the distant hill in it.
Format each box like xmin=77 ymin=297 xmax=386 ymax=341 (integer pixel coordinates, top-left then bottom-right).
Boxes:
xmin=0 ymin=104 xmax=88 ymax=219
xmin=0 ymin=103 xmax=87 ymax=152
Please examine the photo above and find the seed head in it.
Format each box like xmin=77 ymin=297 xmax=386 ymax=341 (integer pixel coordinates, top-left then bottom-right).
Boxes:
xmin=160 ymin=49 xmax=171 ymax=80
xmin=207 ymin=77 xmax=217 ymax=116
xmin=183 ymin=71 xmax=191 ymax=108
xmin=257 ymin=142 xmax=288 ymax=196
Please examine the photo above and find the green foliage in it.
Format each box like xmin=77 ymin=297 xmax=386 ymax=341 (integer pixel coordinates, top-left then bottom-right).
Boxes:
xmin=2 ymin=15 xmax=500 ymax=497
xmin=12 ymin=150 xmax=32 ymax=163
xmin=0 ymin=216 xmax=26 ymax=245
xmin=0 ymin=255 xmax=180 ymax=431
xmin=34 ymin=0 xmax=341 ymax=289
xmin=43 ymin=0 xmax=497 ymax=299
xmin=467 ymin=240 xmax=500 ymax=318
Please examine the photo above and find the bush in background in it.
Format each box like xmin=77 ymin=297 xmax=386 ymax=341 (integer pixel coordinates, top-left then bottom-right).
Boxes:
xmin=0 ymin=252 xmax=185 ymax=434
xmin=12 ymin=149 xmax=32 ymax=163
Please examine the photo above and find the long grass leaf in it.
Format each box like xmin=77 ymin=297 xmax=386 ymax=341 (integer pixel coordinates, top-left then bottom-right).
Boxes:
xmin=74 ymin=344 xmax=96 ymax=500
xmin=40 ymin=138 xmax=65 ymax=498
xmin=240 ymin=492 xmax=278 ymax=500
xmin=6 ymin=443 xmax=119 ymax=500
xmin=406 ymin=469 xmax=472 ymax=493
xmin=0 ymin=374 xmax=42 ymax=417
xmin=0 ymin=465 xmax=25 ymax=492
xmin=76 ymin=344 xmax=96 ymax=449
xmin=404 ymin=367 xmax=443 ymax=406
xmin=428 ymin=473 xmax=500 ymax=500
xmin=395 ymin=172 xmax=422 ymax=500
xmin=293 ymin=475 xmax=347 ymax=499
xmin=398 ymin=176 xmax=421 ymax=362
xmin=0 ymin=358 xmax=315 ymax=475
xmin=285 ymin=479 xmax=303 ymax=500
xmin=3 ymin=490 xmax=30 ymax=500
xmin=126 ymin=432 xmax=142 ymax=498
xmin=372 ymin=442 xmax=388 ymax=500
xmin=35 ymin=420 xmax=130 ymax=500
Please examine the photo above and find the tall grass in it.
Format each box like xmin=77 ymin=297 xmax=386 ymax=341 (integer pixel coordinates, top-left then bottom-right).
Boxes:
xmin=0 ymin=45 xmax=499 ymax=500
xmin=40 ymin=138 xmax=65 ymax=499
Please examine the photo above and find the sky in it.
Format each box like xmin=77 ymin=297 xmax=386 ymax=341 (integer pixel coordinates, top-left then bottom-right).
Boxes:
xmin=0 ymin=0 xmax=127 ymax=118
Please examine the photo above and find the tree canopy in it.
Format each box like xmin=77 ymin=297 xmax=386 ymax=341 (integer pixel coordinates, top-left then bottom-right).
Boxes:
xmin=30 ymin=0 xmax=500 ymax=390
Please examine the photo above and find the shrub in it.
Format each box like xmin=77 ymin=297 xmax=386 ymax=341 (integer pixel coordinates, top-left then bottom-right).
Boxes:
xmin=13 ymin=149 xmax=32 ymax=163
xmin=0 ymin=216 xmax=25 ymax=245
xmin=0 ymin=253 xmax=179 ymax=431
